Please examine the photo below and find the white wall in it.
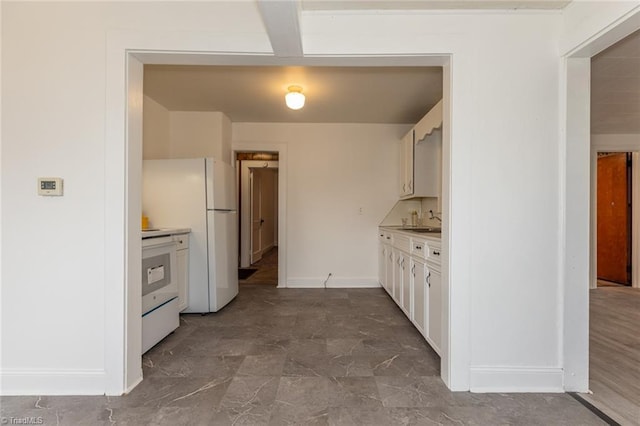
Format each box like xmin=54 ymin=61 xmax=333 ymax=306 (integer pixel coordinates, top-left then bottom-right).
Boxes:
xmin=2 ymin=0 xmax=635 ymax=395
xmin=142 ymin=95 xmax=170 ymax=159
xmin=233 ymin=123 xmax=403 ymax=286
xmin=168 ymin=112 xmax=231 ymax=161
xmin=1 ymin=0 xmax=269 ymax=395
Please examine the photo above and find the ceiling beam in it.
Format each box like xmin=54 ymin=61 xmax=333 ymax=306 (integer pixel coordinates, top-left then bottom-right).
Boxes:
xmin=256 ymin=0 xmax=304 ymax=57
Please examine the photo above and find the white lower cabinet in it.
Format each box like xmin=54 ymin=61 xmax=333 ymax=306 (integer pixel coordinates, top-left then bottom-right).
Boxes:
xmin=400 ymin=253 xmax=411 ymax=316
xmin=175 ymin=234 xmax=190 ymax=312
xmin=392 ymin=249 xmax=401 ymax=304
xmin=379 ymin=228 xmax=441 ymax=355
xmin=411 ymin=258 xmax=427 ymax=337
xmin=426 ymin=262 xmax=442 ymax=354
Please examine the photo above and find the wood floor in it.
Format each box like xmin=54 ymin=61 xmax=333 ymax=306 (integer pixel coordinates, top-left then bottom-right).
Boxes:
xmin=583 ymin=287 xmax=640 ymax=425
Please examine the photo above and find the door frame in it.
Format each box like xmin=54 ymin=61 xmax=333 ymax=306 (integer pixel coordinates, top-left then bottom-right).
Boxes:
xmin=590 ymin=142 xmax=640 ymax=289
xmin=239 ymin=159 xmax=279 ymax=267
xmin=562 ymin=9 xmax=640 ymax=391
xmin=107 ymin=33 xmax=455 ymax=394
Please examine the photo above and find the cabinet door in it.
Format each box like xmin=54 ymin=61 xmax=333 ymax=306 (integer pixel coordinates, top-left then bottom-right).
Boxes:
xmin=427 ymin=265 xmax=442 ymax=354
xmin=176 ymin=248 xmax=189 ymax=312
xmin=386 ymin=247 xmax=394 ymax=296
xmin=378 ymin=244 xmax=387 ymax=291
xmin=392 ymin=249 xmax=401 ymax=303
xmin=401 ymin=253 xmax=411 ymax=316
xmin=400 ymin=131 xmax=414 ymax=197
xmin=411 ymin=258 xmax=426 ymax=337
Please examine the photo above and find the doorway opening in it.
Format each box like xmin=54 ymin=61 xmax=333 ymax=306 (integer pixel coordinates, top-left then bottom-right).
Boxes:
xmin=237 ymin=152 xmax=279 ymax=286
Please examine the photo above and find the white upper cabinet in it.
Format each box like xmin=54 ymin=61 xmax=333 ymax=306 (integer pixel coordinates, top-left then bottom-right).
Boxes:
xmin=399 ymin=100 xmax=443 ymax=200
xmin=414 ymin=100 xmax=443 ymax=143
xmin=400 ymin=130 xmax=415 ymax=197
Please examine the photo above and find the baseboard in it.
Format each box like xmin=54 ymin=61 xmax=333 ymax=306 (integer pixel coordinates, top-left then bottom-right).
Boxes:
xmin=469 ymin=366 xmax=564 ymax=393
xmin=124 ymin=374 xmax=143 ymax=394
xmin=286 ymin=277 xmax=381 ymax=288
xmin=0 ymin=369 xmax=107 ymax=395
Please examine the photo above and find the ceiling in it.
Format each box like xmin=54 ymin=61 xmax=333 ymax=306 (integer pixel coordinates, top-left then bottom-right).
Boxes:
xmin=300 ymin=0 xmax=570 ymax=10
xmin=591 ymin=30 xmax=640 ymax=135
xmin=144 ymin=65 xmax=443 ymax=124
xmin=144 ymin=1 xmax=639 ymax=133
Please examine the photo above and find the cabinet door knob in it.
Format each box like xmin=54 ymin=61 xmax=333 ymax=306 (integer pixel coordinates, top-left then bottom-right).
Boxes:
xmin=433 ymin=250 xmax=440 ymax=256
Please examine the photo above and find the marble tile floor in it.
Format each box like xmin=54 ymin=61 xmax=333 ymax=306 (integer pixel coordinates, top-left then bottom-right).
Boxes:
xmin=1 ymin=285 xmax=605 ymax=425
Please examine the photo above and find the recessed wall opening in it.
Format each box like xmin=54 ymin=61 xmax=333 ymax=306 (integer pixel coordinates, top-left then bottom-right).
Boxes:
xmin=125 ymin=57 xmax=454 ymax=392
xmin=236 ymin=151 xmax=279 ymax=286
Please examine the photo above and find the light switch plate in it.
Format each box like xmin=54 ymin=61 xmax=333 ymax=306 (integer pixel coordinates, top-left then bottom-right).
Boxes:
xmin=38 ymin=177 xmax=63 ymax=196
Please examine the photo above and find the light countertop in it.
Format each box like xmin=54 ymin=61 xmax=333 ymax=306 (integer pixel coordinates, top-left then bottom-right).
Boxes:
xmin=379 ymin=225 xmax=441 ymax=241
xmin=141 ymin=228 xmax=191 ymax=239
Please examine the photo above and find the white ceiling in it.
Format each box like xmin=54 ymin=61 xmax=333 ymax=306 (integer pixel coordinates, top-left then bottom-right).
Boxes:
xmin=145 ymin=0 xmax=640 ymax=132
xmin=144 ymin=65 xmax=443 ymax=124
xmin=591 ymin=30 xmax=640 ymax=135
xmin=300 ymin=0 xmax=570 ymax=10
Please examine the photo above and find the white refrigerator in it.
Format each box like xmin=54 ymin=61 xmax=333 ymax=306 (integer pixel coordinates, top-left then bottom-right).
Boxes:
xmin=142 ymin=158 xmax=238 ymax=313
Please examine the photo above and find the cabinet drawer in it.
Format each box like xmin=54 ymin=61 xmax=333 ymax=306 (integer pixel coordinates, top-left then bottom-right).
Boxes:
xmin=379 ymin=231 xmax=393 ymax=244
xmin=411 ymin=238 xmax=428 ymax=259
xmin=393 ymin=235 xmax=410 ymax=252
xmin=427 ymin=244 xmax=442 ymax=264
xmin=173 ymin=233 xmax=189 ymax=250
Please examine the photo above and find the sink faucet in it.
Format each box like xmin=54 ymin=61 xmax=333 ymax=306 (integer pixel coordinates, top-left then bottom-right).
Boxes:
xmin=429 ymin=209 xmax=442 ymax=223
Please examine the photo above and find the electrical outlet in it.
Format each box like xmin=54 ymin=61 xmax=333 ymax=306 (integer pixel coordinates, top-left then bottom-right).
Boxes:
xmin=358 ymin=207 xmax=363 ymax=215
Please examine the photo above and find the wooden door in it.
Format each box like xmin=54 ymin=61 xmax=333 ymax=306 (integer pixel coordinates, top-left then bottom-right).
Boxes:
xmin=597 ymin=153 xmax=631 ymax=285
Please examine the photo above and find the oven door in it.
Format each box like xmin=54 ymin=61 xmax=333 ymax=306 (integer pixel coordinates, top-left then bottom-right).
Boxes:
xmin=142 ymin=236 xmax=178 ymax=315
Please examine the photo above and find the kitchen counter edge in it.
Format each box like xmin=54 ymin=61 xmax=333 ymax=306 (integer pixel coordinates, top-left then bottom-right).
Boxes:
xmin=379 ymin=226 xmax=441 ymax=242
xmin=141 ymin=228 xmax=191 ymax=239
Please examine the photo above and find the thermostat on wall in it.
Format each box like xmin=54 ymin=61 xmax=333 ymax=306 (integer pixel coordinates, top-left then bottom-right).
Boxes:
xmin=38 ymin=177 xmax=63 ymax=196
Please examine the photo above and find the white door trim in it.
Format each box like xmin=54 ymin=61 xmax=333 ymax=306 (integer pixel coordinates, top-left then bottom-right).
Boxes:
xmin=239 ymin=160 xmax=279 ymax=268
xmin=234 ymin=144 xmax=287 ymax=288
xmin=107 ymin=29 xmax=456 ymax=394
xmin=561 ymin=7 xmax=640 ymax=391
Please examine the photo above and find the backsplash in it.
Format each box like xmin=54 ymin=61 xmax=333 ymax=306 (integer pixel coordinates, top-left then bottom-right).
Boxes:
xmin=379 ymin=197 xmax=441 ymax=227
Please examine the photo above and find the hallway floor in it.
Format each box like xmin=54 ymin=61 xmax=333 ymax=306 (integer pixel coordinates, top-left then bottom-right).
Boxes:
xmin=582 ymin=286 xmax=640 ymax=425
xmin=240 ymin=247 xmax=278 ymax=286
xmin=0 ymin=285 xmax=604 ymax=425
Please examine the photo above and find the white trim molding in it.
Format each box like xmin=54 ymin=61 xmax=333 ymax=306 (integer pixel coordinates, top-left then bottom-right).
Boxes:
xmin=287 ymin=277 xmax=380 ymax=288
xmin=233 ymin=142 xmax=288 ymax=288
xmin=469 ymin=366 xmax=564 ymax=393
xmin=0 ymin=370 xmax=107 ymax=396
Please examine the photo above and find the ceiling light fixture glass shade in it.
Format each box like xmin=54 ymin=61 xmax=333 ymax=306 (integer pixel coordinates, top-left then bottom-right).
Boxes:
xmin=285 ymin=85 xmax=305 ymax=110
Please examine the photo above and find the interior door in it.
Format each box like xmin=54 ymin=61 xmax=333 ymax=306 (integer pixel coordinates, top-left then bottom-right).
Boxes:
xmin=597 ymin=153 xmax=631 ymax=285
xmin=250 ymin=169 xmax=263 ymax=264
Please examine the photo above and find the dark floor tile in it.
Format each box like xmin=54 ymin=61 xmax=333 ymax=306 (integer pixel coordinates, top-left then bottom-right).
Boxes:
xmin=237 ymin=354 xmax=287 ymax=376
xmin=107 ymin=376 xmax=232 ymax=409
xmin=328 ymin=377 xmax=382 ymax=408
xmin=274 ymin=377 xmax=332 ymax=408
xmin=376 ymin=376 xmax=457 ymax=408
xmin=369 ymin=354 xmax=440 ymax=377
xmin=328 ymin=407 xmax=394 ymax=426
xmin=268 ymin=402 xmax=329 ymax=426
xmin=220 ymin=376 xmax=280 ymax=409
xmin=143 ymin=354 xmax=244 ymax=378
xmin=283 ymin=353 xmax=373 ymax=377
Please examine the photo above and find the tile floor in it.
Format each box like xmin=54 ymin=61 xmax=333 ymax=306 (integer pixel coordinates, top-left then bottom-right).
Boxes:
xmin=1 ymin=285 xmax=605 ymax=425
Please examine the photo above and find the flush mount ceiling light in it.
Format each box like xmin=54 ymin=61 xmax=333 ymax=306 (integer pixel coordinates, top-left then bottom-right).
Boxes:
xmin=285 ymin=85 xmax=305 ymax=110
